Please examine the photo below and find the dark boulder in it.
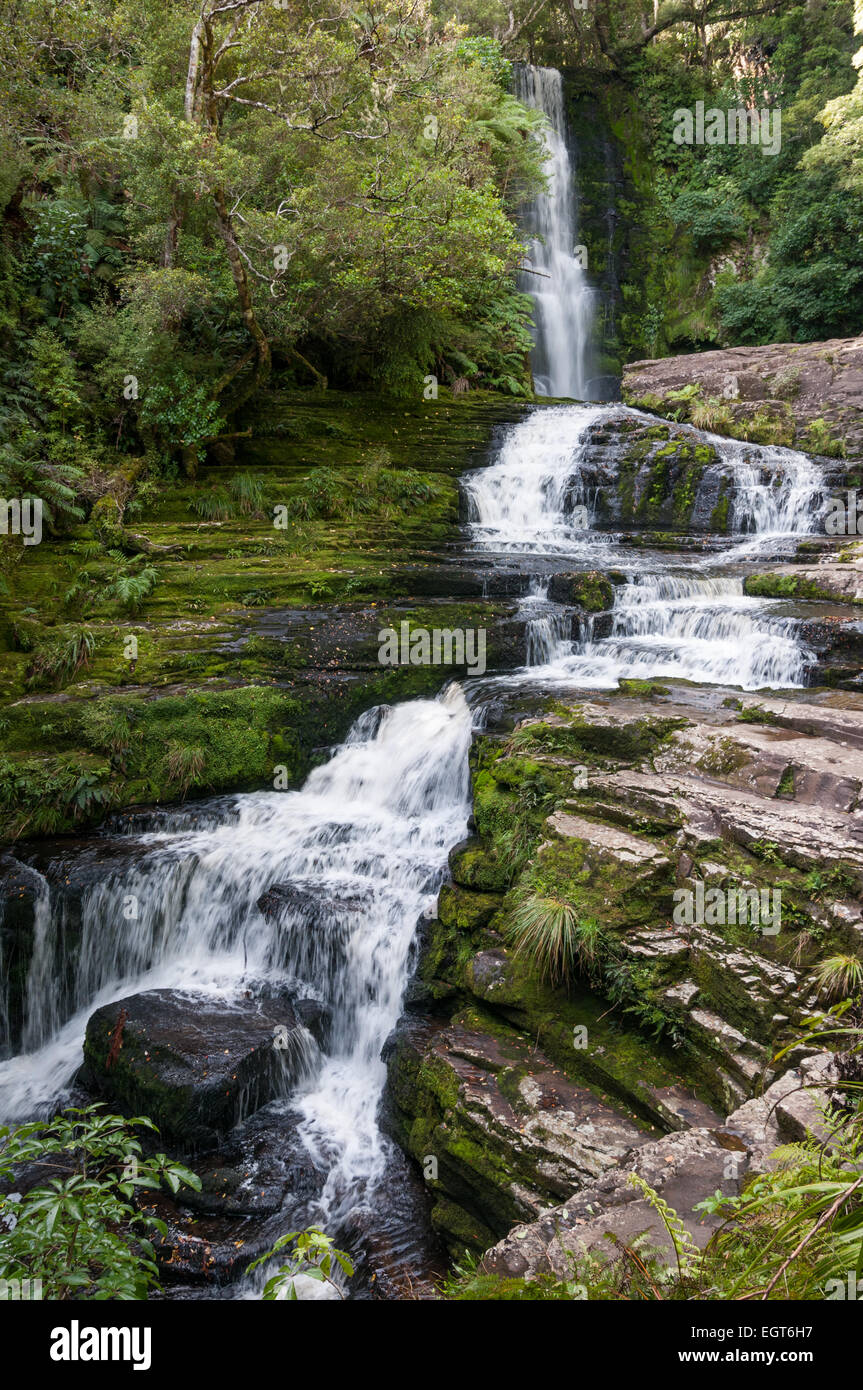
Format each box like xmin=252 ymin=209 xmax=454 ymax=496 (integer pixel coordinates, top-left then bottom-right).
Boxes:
xmin=0 ymin=854 xmax=44 ymax=1048
xmin=81 ymin=988 xmax=314 ymax=1150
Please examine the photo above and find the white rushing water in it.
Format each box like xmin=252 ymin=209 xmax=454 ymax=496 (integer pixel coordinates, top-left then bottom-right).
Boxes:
xmin=0 ymin=396 xmax=829 ymax=1296
xmin=0 ymin=689 xmax=473 ymax=1230
xmin=464 ymin=404 xmax=826 ymax=691
xmin=515 ymin=66 xmax=594 ymax=400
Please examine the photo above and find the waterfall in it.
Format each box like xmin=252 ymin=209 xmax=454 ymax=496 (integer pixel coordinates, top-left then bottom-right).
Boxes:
xmin=465 ymin=404 xmax=826 ymax=691
xmin=462 ymin=403 xmax=607 ymax=554
xmin=0 ymin=396 xmax=831 ymax=1298
xmin=0 ymin=688 xmax=473 ymax=1214
xmin=514 ymin=66 xmax=594 ymax=400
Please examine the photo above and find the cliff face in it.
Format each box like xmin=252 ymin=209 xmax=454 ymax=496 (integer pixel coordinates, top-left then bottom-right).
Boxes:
xmin=622 ymin=337 xmax=863 ymax=461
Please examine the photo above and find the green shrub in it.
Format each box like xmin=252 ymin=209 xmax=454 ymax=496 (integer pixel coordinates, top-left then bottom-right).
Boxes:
xmin=0 ymin=1105 xmax=200 ymax=1301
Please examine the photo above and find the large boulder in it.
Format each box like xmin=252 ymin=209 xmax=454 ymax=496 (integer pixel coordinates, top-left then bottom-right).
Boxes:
xmin=81 ymin=988 xmax=315 ymax=1150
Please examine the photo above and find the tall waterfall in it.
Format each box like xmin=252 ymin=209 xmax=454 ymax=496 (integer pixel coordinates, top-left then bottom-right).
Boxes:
xmin=515 ymin=66 xmax=594 ymax=400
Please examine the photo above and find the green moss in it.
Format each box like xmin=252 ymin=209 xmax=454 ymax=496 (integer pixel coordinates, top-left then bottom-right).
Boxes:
xmin=709 ymin=487 xmax=731 ymax=534
xmin=776 ymin=765 xmax=796 ymax=799
xmin=0 ymin=391 xmax=532 ymax=823
xmin=735 ymin=703 xmax=780 ymax=725
xmin=617 ymin=678 xmax=670 ymax=697
xmin=744 ymin=572 xmax=849 ymax=602
xmin=695 ymin=737 xmax=751 ymax=777
xmin=448 ymin=839 xmax=513 ymax=893
xmin=549 ymin=571 xmax=614 ymax=612
xmin=438 ymin=883 xmax=502 ymax=933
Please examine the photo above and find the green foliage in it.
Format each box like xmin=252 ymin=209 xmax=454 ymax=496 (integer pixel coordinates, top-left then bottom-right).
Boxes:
xmin=0 ymin=754 xmax=114 ymax=836
xmin=815 ymin=953 xmax=863 ymax=1001
xmin=504 ymin=888 xmax=606 ymax=986
xmin=801 ymin=417 xmax=847 ymax=458
xmin=189 ymin=488 xmax=235 ymax=522
xmin=629 ymin=1172 xmax=701 ymax=1280
xmin=455 ymin=36 xmax=512 ymax=88
xmin=227 ymin=472 xmax=266 ymax=516
xmin=247 ymin=1226 xmax=354 ymax=1301
xmin=285 ymin=453 xmax=447 ymax=522
xmin=0 ymin=1105 xmax=200 ymax=1301
xmin=162 ymin=741 xmax=207 ymax=798
xmin=670 ymin=185 xmax=748 ymax=252
xmin=138 ymin=374 xmax=226 ymax=455
xmin=26 ymin=627 xmax=95 ymax=689
xmin=0 ymin=0 xmax=545 ymax=524
xmin=105 ymin=564 xmax=159 ymax=614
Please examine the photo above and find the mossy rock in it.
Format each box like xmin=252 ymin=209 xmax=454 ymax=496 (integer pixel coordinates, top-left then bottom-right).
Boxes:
xmin=438 ymin=883 xmax=502 ymax=933
xmin=743 ymin=573 xmax=839 ymax=602
xmin=617 ymin=679 xmax=670 ymax=697
xmin=448 ymin=837 xmax=513 ymax=893
xmin=547 ymin=571 xmax=614 ymax=611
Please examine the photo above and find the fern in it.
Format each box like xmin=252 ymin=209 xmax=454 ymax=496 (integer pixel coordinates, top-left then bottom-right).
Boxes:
xmin=105 ymin=565 xmax=158 ymax=614
xmin=628 ymin=1173 xmax=701 ymax=1281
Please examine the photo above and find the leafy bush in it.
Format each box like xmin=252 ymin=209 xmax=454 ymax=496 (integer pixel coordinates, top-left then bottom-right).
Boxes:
xmin=0 ymin=1105 xmax=199 ymax=1301
xmin=0 ymin=754 xmax=114 ymax=837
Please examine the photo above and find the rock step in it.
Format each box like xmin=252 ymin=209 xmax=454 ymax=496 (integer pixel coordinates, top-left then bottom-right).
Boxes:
xmin=383 ymin=1015 xmax=656 ymax=1252
xmin=481 ymin=1051 xmax=842 ymax=1285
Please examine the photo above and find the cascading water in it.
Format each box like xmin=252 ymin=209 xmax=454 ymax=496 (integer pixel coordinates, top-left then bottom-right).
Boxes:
xmin=0 ymin=690 xmax=473 ymax=1252
xmin=514 ymin=66 xmax=594 ymax=400
xmin=463 ymin=404 xmax=826 ymax=691
xmin=0 ymin=395 xmax=830 ymax=1299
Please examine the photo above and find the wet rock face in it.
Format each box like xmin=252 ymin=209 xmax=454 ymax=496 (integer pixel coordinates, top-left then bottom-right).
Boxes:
xmin=547 ymin=571 xmax=614 ymax=610
xmin=0 ymin=854 xmax=44 ymax=1049
xmin=257 ymin=881 xmax=366 ymax=928
xmin=81 ymin=989 xmax=315 ymax=1150
xmin=568 ymin=415 xmax=725 ymax=533
xmin=622 ymin=336 xmax=863 ymax=457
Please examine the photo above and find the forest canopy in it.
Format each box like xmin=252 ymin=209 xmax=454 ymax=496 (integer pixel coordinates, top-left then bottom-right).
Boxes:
xmin=0 ymin=0 xmax=860 ymax=525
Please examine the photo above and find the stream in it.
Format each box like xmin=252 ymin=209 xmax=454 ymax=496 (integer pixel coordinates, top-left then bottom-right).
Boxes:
xmin=0 ymin=64 xmax=834 ymax=1300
